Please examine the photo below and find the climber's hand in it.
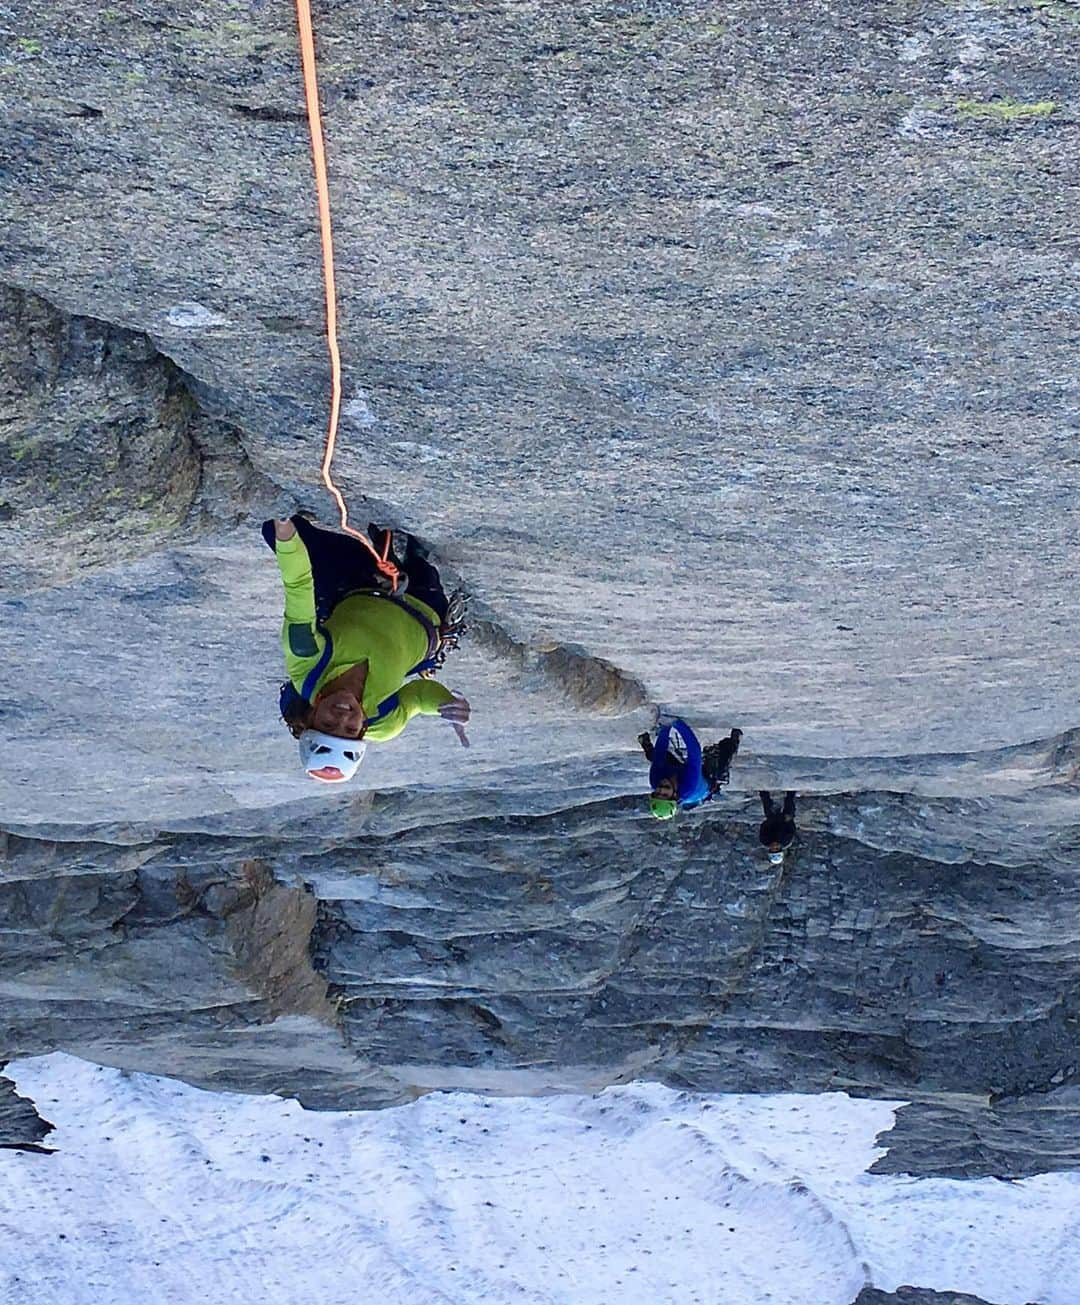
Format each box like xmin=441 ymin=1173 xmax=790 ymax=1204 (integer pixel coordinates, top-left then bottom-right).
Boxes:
xmin=274 ymin=518 xmax=297 ymax=541
xmin=438 ymin=694 xmax=470 ymax=725
xmin=439 ymin=694 xmax=471 ymax=748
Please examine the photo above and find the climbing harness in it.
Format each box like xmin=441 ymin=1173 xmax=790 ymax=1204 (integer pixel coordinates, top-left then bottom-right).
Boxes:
xmin=293 ymin=0 xmax=399 ymax=590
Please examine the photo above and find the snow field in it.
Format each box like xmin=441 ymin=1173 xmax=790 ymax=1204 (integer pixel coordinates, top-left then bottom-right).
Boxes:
xmin=0 ymin=1054 xmax=1077 ymax=1305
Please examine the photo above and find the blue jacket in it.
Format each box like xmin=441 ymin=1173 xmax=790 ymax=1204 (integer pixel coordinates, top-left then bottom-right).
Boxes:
xmin=649 ymin=720 xmax=711 ymax=808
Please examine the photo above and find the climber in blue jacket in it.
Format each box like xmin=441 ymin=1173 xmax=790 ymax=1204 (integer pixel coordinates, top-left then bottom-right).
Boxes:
xmin=639 ymin=719 xmax=742 ymax=820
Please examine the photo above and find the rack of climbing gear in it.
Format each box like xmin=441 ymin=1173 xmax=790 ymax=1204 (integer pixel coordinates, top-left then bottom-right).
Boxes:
xmin=432 ymin=590 xmax=470 ymax=672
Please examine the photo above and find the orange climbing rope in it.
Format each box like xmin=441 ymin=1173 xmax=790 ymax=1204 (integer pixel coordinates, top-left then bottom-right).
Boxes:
xmin=293 ymin=0 xmax=399 ymax=587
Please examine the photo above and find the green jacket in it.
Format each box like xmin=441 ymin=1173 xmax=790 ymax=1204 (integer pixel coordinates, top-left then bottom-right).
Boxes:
xmin=276 ymin=534 xmax=454 ymax=742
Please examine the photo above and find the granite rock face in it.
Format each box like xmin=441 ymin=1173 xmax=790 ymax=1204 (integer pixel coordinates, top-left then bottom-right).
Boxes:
xmin=0 ymin=0 xmax=1078 ymax=1184
xmin=851 ymin=1288 xmax=1006 ymax=1305
xmin=0 ymin=1070 xmax=52 ymax=1152
xmin=2 ymin=0 xmax=1078 ymax=758
xmin=0 ymin=287 xmax=272 ymax=592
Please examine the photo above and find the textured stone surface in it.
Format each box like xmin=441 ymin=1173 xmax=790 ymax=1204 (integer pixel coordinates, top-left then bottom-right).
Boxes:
xmin=0 ymin=1070 xmax=52 ymax=1152
xmin=851 ymin=1287 xmax=1005 ymax=1305
xmin=0 ymin=0 xmax=1077 ymax=1184
xmin=2 ymin=0 xmax=1078 ymax=756
xmin=870 ymin=1088 xmax=1080 ymax=1179
xmin=0 ymin=834 xmax=378 ymax=1104
xmin=2 ymin=287 xmax=188 ymax=590
xmin=3 ymin=799 xmax=1079 ymax=1161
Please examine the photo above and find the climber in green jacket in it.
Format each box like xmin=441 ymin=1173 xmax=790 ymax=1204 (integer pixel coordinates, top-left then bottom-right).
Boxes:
xmin=267 ymin=516 xmax=470 ymax=782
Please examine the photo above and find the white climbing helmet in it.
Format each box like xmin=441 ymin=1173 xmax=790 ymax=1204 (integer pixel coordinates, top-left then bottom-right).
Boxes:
xmin=768 ymin=850 xmax=785 ymax=866
xmin=297 ymin=730 xmax=366 ymax=783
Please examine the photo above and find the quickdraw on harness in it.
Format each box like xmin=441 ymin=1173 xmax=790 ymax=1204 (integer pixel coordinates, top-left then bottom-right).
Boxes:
xmin=293 ymin=0 xmax=400 ymax=592
xmin=434 ymin=589 xmax=469 ymax=670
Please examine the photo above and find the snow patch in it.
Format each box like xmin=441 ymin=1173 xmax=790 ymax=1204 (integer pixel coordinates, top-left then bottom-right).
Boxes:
xmin=899 ymin=106 xmax=947 ymax=141
xmin=390 ymin=439 xmax=447 ymax=463
xmin=342 ymin=386 xmax=377 ymax=427
xmin=0 ymin=1055 xmax=1077 ymax=1305
xmin=898 ymin=35 xmax=929 ymax=64
xmin=164 ymin=302 xmax=229 ymax=330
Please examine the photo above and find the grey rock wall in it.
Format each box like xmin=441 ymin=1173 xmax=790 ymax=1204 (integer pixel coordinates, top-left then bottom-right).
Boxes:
xmin=0 ymin=287 xmax=270 ymax=593
xmin=3 ymin=791 xmax=1078 ymax=1175
xmin=0 ymin=0 xmax=1077 ymax=1187
xmin=851 ymin=1288 xmax=1006 ymax=1305
xmin=0 ymin=1070 xmax=52 ymax=1152
xmin=2 ymin=0 xmax=1078 ymax=758
xmin=871 ymin=1089 xmax=1080 ymax=1179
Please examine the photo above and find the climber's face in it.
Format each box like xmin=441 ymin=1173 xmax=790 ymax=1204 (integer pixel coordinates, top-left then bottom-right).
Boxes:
xmin=654 ymin=778 xmax=677 ymax=800
xmin=312 ymin=689 xmax=365 ymax=739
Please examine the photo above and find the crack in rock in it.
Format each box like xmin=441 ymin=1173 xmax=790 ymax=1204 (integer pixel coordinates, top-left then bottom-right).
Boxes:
xmin=469 ymin=618 xmax=650 ymax=716
xmin=199 ymin=860 xmax=335 ymax=1024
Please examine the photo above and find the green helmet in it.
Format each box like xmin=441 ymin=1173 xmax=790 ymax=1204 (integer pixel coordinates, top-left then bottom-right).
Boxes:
xmin=650 ymin=796 xmax=677 ymax=821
